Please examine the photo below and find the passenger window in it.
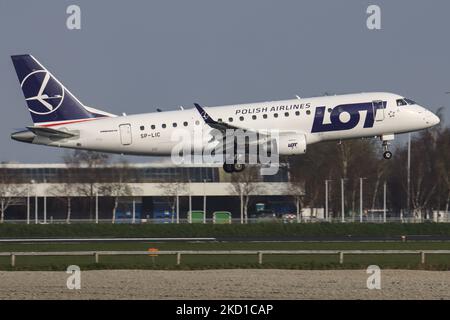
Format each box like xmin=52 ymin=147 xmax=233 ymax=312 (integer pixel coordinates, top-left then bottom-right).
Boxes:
xmin=263 ymin=114 xmax=268 ymax=119
xmin=162 ymin=124 xmax=166 ymax=129
xmin=295 ymin=111 xmax=300 ymax=116
xmin=229 ymin=117 xmax=233 ymax=122
xmin=239 ymin=116 xmax=244 ymax=121
xmin=140 ymin=126 xmax=145 ymax=131
xmin=183 ymin=122 xmax=188 ymax=127
xmin=151 ymin=125 xmax=155 ymax=130
xmin=252 ymin=115 xmax=257 ymax=120
xmin=274 ymin=113 xmax=278 ymax=118
xmin=284 ymin=112 xmax=289 ymax=117
xmin=396 ymin=99 xmax=407 ymax=106
xmin=306 ymin=110 xmax=311 ymax=115
xmin=173 ymin=123 xmax=177 ymax=128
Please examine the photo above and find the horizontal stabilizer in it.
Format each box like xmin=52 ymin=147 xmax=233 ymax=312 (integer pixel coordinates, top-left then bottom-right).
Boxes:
xmin=26 ymin=126 xmax=77 ymax=139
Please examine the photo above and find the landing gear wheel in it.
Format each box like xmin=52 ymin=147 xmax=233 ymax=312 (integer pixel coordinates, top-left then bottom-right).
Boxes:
xmin=381 ymin=138 xmax=393 ymax=160
xmin=233 ymin=163 xmax=245 ymax=172
xmin=223 ymin=163 xmax=235 ymax=173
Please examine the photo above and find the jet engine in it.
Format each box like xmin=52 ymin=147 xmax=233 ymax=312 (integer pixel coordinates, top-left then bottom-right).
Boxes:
xmin=275 ymin=132 xmax=307 ymax=155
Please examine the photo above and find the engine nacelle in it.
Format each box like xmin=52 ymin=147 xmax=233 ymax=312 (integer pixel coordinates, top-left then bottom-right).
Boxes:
xmin=276 ymin=132 xmax=307 ymax=155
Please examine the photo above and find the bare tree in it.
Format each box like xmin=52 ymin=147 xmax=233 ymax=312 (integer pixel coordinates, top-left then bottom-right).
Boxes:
xmin=437 ymin=129 xmax=450 ymax=215
xmin=98 ymin=160 xmax=140 ymax=223
xmin=157 ymin=182 xmax=188 ymax=223
xmin=64 ymin=150 xmax=110 ymax=220
xmin=433 ymin=112 xmax=450 ymax=217
xmin=47 ymin=182 xmax=78 ymax=224
xmin=0 ymin=165 xmax=25 ymax=223
xmin=289 ymin=180 xmax=305 ymax=222
xmin=229 ymin=166 xmax=261 ymax=224
xmin=370 ymin=161 xmax=387 ymax=212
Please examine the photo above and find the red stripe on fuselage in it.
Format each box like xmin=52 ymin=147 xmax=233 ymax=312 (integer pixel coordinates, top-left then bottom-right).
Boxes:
xmin=38 ymin=118 xmax=102 ymax=127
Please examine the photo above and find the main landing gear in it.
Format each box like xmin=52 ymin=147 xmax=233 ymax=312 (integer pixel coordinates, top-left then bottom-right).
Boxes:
xmin=223 ymin=162 xmax=245 ymax=173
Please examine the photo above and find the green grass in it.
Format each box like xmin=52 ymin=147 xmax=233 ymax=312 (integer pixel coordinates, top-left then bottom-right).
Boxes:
xmin=1 ymin=240 xmax=450 ymax=251
xmin=0 ymin=222 xmax=450 ymax=238
xmin=0 ymin=241 xmax=449 ymax=271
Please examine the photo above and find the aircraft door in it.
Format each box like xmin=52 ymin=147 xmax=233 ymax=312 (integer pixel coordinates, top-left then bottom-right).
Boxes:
xmin=119 ymin=124 xmax=132 ymax=145
xmin=373 ymin=100 xmax=385 ymax=121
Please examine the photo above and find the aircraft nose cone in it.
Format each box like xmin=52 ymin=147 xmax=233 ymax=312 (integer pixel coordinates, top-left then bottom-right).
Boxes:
xmin=428 ymin=113 xmax=440 ymax=126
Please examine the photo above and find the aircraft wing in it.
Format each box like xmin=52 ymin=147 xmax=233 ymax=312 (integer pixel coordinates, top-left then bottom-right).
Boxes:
xmin=194 ymin=103 xmax=278 ymax=161
xmin=26 ymin=126 xmax=77 ymax=139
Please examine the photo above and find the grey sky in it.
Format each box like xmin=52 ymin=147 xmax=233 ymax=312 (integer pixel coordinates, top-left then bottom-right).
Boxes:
xmin=1 ymin=0 xmax=449 ymax=163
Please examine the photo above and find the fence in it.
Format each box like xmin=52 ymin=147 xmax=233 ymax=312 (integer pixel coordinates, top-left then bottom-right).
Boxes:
xmin=1 ymin=250 xmax=449 ymax=267
xmin=4 ymin=215 xmax=450 ymax=224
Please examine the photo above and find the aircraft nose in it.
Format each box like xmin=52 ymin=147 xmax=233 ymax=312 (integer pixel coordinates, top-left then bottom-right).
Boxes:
xmin=425 ymin=112 xmax=440 ymax=127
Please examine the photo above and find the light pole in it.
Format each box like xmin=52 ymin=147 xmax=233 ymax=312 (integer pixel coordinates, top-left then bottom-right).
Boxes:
xmin=132 ymin=198 xmax=136 ymax=224
xmin=359 ymin=178 xmax=367 ymax=223
xmin=26 ymin=183 xmax=30 ymax=225
xmin=43 ymin=179 xmax=47 ymax=224
xmin=188 ymin=179 xmax=192 ymax=224
xmin=203 ymin=179 xmax=206 ymax=224
xmin=240 ymin=191 xmax=244 ymax=224
xmin=407 ymin=133 xmax=411 ymax=218
xmin=341 ymin=178 xmax=346 ymax=223
xmin=95 ymin=191 xmax=99 ymax=224
xmin=176 ymin=194 xmax=180 ymax=224
xmin=383 ymin=181 xmax=387 ymax=223
xmin=325 ymin=180 xmax=332 ymax=222
xmin=31 ymin=180 xmax=37 ymax=224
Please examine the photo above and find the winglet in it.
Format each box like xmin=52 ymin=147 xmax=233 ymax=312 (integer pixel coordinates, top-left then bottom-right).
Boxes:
xmin=194 ymin=103 xmax=215 ymax=124
xmin=194 ymin=103 xmax=241 ymax=132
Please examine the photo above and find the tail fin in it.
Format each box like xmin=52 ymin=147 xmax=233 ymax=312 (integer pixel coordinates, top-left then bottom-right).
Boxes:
xmin=11 ymin=55 xmax=114 ymax=126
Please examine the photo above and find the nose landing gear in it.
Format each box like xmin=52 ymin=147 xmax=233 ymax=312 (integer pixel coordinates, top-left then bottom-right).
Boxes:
xmin=383 ymin=149 xmax=393 ymax=160
xmin=381 ymin=134 xmax=395 ymax=160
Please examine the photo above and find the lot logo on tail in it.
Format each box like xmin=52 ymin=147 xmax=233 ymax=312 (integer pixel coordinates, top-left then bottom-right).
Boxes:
xmin=21 ymin=70 xmax=65 ymax=115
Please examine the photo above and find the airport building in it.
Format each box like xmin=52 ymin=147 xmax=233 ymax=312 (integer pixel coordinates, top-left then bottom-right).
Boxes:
xmin=0 ymin=162 xmax=302 ymax=223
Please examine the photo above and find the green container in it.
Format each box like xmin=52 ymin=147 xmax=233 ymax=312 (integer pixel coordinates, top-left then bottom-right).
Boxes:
xmin=189 ymin=210 xmax=205 ymax=224
xmin=213 ymin=211 xmax=232 ymax=224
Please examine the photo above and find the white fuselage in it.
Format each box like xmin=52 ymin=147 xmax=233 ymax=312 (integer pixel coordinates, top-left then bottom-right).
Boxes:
xmin=32 ymin=92 xmax=439 ymax=156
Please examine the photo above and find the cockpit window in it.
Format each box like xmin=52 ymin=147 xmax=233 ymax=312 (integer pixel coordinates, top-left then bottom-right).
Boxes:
xmin=396 ymin=99 xmax=407 ymax=106
xmin=404 ymin=98 xmax=417 ymax=105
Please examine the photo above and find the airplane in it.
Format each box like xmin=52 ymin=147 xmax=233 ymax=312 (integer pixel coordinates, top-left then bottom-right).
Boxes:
xmin=10 ymin=54 xmax=440 ymax=173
